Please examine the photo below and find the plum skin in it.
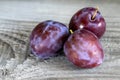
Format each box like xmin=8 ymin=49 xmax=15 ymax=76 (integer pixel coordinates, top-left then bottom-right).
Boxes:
xmin=64 ymin=29 xmax=104 ymax=68
xmin=69 ymin=7 xmax=106 ymax=38
xmin=30 ymin=20 xmax=69 ymax=59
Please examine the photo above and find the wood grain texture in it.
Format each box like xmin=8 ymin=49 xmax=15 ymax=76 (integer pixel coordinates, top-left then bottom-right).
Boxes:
xmin=0 ymin=0 xmax=120 ymax=80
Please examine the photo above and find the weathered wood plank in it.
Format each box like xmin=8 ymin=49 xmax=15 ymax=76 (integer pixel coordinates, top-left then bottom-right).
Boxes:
xmin=0 ymin=0 xmax=120 ymax=80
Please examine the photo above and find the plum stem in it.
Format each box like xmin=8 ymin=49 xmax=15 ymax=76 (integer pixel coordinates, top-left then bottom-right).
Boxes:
xmin=92 ymin=7 xmax=99 ymax=20
xmin=70 ymin=29 xmax=73 ymax=34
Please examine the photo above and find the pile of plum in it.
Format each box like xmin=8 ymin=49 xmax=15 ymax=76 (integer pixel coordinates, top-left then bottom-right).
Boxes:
xmin=30 ymin=7 xmax=106 ymax=68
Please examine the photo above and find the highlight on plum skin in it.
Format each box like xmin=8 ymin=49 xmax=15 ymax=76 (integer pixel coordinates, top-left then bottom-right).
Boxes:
xmin=30 ymin=20 xmax=70 ymax=59
xmin=69 ymin=7 xmax=106 ymax=38
xmin=64 ymin=29 xmax=104 ymax=68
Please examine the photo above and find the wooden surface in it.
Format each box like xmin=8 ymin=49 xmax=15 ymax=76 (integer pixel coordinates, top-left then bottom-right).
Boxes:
xmin=0 ymin=0 xmax=120 ymax=80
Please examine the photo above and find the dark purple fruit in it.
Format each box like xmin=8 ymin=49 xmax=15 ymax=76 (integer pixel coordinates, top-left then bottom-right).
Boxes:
xmin=64 ymin=29 xmax=104 ymax=68
xmin=69 ymin=7 xmax=106 ymax=38
xmin=30 ymin=20 xmax=69 ymax=59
